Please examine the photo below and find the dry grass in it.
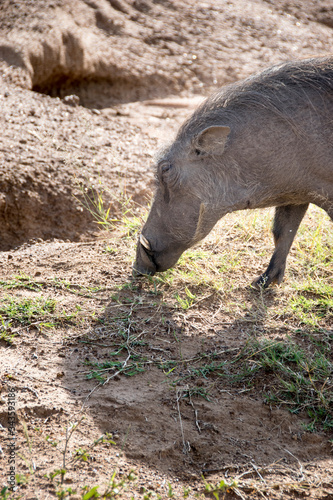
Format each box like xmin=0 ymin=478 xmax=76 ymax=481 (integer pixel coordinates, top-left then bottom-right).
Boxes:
xmin=92 ymin=203 xmax=333 ymax=431
xmin=1 ymin=203 xmax=332 ymax=499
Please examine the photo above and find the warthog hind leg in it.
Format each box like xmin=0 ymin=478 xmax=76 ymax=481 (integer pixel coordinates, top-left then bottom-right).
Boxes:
xmin=253 ymin=203 xmax=309 ymax=289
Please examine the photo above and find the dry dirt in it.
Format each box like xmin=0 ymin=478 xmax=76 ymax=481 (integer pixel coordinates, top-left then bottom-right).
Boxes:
xmin=0 ymin=0 xmax=333 ymax=498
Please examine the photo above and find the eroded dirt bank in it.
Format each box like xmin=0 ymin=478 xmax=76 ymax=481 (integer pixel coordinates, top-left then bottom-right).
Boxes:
xmin=0 ymin=0 xmax=333 ymax=498
xmin=1 ymin=0 xmax=333 ymax=250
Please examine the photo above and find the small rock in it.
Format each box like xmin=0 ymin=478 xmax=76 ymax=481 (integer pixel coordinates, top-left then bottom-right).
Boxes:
xmin=63 ymin=94 xmax=80 ymax=106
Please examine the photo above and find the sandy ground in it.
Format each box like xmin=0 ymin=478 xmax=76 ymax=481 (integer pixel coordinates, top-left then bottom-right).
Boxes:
xmin=0 ymin=0 xmax=332 ymax=498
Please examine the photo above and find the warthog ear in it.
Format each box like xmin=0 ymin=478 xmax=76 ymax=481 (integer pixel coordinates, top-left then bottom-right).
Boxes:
xmin=194 ymin=126 xmax=230 ymax=155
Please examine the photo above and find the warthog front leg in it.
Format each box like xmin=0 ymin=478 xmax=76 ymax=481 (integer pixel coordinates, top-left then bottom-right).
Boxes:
xmin=253 ymin=203 xmax=309 ymax=288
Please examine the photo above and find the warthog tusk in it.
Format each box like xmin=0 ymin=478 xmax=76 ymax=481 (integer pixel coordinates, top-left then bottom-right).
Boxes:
xmin=140 ymin=234 xmax=151 ymax=251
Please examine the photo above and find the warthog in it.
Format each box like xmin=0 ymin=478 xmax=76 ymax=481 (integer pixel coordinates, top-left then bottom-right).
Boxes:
xmin=133 ymin=57 xmax=333 ymax=287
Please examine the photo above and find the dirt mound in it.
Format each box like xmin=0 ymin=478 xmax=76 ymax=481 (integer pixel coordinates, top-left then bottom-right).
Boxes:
xmin=1 ymin=0 xmax=333 ymax=107
xmin=264 ymin=0 xmax=333 ymax=28
xmin=1 ymin=0 xmax=333 ymax=250
xmin=0 ymin=0 xmax=191 ymax=107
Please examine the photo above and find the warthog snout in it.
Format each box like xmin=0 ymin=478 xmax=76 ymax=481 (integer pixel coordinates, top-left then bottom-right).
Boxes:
xmin=133 ymin=232 xmax=188 ymax=277
xmin=132 ymin=234 xmax=157 ymax=277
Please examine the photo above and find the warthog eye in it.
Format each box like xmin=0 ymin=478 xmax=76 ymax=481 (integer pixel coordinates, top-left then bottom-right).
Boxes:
xmin=160 ymin=162 xmax=172 ymax=174
xmin=195 ymin=148 xmax=205 ymax=156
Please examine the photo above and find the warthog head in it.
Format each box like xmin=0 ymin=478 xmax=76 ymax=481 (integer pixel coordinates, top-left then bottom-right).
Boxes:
xmin=133 ymin=125 xmax=231 ymax=276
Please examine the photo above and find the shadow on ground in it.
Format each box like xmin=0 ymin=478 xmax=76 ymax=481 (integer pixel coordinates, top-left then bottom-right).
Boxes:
xmin=62 ymin=278 xmax=331 ymax=480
